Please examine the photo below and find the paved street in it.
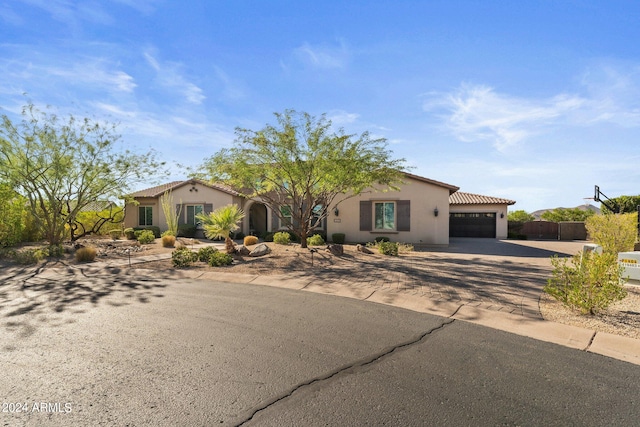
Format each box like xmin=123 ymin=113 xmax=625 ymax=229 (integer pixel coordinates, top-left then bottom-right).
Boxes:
xmin=1 ymin=264 xmax=639 ymax=426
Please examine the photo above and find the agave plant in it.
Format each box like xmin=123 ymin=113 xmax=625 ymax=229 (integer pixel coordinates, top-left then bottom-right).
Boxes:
xmin=196 ymin=204 xmax=245 ymax=253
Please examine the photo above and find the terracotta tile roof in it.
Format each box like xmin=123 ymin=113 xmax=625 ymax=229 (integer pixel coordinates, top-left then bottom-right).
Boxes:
xmin=128 ymin=179 xmax=240 ymax=198
xmin=403 ymin=172 xmax=459 ymax=194
xmin=449 ymin=191 xmax=516 ymax=205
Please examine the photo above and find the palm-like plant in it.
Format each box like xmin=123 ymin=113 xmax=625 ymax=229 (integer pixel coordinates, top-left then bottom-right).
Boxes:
xmin=196 ymin=204 xmax=245 ymax=254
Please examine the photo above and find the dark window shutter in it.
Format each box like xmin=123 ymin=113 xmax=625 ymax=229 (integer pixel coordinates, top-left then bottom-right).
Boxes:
xmin=176 ymin=204 xmax=185 ymax=225
xmin=272 ymin=207 xmax=280 ymax=230
xmin=397 ymin=200 xmax=410 ymax=231
xmin=204 ymin=203 xmax=213 ymax=214
xmin=360 ymin=201 xmax=372 ymax=231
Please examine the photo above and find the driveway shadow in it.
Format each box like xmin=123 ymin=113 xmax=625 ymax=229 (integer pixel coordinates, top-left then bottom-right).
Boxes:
xmin=429 ymin=238 xmax=585 ymax=258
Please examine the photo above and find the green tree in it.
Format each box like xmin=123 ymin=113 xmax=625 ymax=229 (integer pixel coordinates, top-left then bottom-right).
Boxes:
xmin=196 ymin=204 xmax=245 ymax=254
xmin=196 ymin=110 xmax=406 ymax=248
xmin=0 ymin=104 xmax=165 ymax=246
xmin=0 ymin=183 xmax=26 ymax=247
xmin=541 ymin=207 xmax=595 ymax=222
xmin=601 ymin=195 xmax=640 ymax=214
xmin=507 ymin=210 xmax=535 ymax=222
xmin=160 ymin=190 xmax=182 ymax=236
xmin=586 ymin=213 xmax=638 ymax=254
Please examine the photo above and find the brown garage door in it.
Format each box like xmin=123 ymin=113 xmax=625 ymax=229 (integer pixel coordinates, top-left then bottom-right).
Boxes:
xmin=449 ymin=213 xmax=497 ymax=238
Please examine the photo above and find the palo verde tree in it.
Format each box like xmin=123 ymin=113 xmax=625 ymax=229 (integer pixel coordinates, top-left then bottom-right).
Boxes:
xmin=0 ymin=104 xmax=165 ymax=246
xmin=541 ymin=207 xmax=595 ymax=222
xmin=196 ymin=110 xmax=406 ymax=248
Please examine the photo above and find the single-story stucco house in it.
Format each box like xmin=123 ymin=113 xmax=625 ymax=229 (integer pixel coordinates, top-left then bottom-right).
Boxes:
xmin=123 ymin=173 xmax=515 ymax=245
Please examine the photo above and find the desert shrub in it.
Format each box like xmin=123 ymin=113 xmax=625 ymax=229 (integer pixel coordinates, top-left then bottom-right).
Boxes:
xmin=586 ymin=213 xmax=638 ymax=254
xmin=331 ymin=233 xmax=346 ymax=244
xmin=161 ymin=230 xmax=176 ymax=237
xmin=307 ymin=234 xmax=325 ymax=246
xmin=208 ymin=251 xmax=233 ymax=267
xmin=13 ymin=248 xmax=47 ymax=264
xmin=374 ymin=236 xmax=390 ymax=243
xmin=172 ymin=247 xmax=198 ymax=268
xmin=177 ymin=224 xmax=197 ymax=238
xmin=378 ymin=241 xmax=399 ymax=256
xmin=545 ymin=251 xmax=627 ymax=315
xmin=263 ymin=232 xmax=274 ymax=242
xmin=273 ymin=231 xmax=291 ymax=245
xmin=244 ymin=235 xmax=259 ymax=246
xmin=75 ymin=246 xmax=97 ymax=263
xmin=162 ymin=235 xmax=176 ymax=248
xmin=124 ymin=228 xmax=136 ymax=240
xmin=136 ymin=229 xmax=155 ymax=244
xmin=109 ymin=230 xmax=121 ymax=240
xmin=197 ymin=246 xmax=219 ymax=262
xmin=234 ymin=231 xmax=245 ymax=240
xmin=397 ymin=243 xmax=414 ymax=253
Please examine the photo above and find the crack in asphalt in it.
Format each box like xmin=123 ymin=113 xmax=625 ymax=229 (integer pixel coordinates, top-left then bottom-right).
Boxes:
xmin=235 ymin=318 xmax=456 ymax=426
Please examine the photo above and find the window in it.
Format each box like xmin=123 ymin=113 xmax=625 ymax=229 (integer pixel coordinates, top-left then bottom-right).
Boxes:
xmin=279 ymin=205 xmax=292 ymax=229
xmin=310 ymin=205 xmax=324 ymax=230
xmin=138 ymin=206 xmax=153 ymax=226
xmin=374 ymin=202 xmax=395 ymax=230
xmin=186 ymin=205 xmax=204 ymax=226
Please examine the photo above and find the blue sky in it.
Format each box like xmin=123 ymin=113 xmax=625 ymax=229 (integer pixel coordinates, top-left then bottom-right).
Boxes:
xmin=1 ymin=0 xmax=639 ymax=212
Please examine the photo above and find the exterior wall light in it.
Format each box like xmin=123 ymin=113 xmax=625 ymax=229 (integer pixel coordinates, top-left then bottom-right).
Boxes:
xmin=500 ymin=212 xmax=504 ymax=218
xmin=334 ymin=207 xmax=339 ymax=216
xmin=434 ymin=207 xmax=439 ymax=217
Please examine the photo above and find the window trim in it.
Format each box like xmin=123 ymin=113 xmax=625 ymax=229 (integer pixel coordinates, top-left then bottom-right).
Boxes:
xmin=138 ymin=206 xmax=153 ymax=226
xmin=373 ymin=201 xmax=396 ymax=231
xmin=185 ymin=204 xmax=205 ymax=227
xmin=279 ymin=205 xmax=292 ymax=229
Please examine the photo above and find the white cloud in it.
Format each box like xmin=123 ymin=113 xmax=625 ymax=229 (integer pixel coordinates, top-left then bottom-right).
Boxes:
xmin=425 ymin=65 xmax=640 ymax=152
xmin=144 ymin=52 xmax=205 ymax=105
xmin=293 ymin=40 xmax=349 ymax=69
xmin=425 ymin=84 xmax=585 ymax=152
xmin=327 ymin=110 xmax=359 ymax=125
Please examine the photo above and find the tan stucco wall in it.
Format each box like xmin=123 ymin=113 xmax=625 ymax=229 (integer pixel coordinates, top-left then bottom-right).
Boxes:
xmin=449 ymin=203 xmax=509 ymax=239
xmin=327 ymin=177 xmax=451 ymax=245
xmin=124 ymin=182 xmax=241 ymax=232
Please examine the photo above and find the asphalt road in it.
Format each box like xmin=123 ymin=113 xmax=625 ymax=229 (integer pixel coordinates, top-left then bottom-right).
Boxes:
xmin=1 ymin=268 xmax=639 ymax=426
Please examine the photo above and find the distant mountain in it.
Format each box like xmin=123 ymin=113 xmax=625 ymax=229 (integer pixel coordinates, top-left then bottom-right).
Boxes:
xmin=531 ymin=204 xmax=600 ymax=220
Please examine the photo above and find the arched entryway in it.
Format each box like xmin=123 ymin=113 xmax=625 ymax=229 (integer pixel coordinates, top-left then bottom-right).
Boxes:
xmin=248 ymin=202 xmax=268 ymax=237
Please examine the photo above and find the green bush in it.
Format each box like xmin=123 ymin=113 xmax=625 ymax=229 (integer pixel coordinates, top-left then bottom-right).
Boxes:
xmin=378 ymin=241 xmax=399 ymax=256
xmin=75 ymin=246 xmax=97 ymax=263
xmin=273 ymin=231 xmax=291 ymax=245
xmin=374 ymin=236 xmax=390 ymax=243
xmin=197 ymin=246 xmax=219 ymax=262
xmin=234 ymin=231 xmax=245 ymax=240
xmin=397 ymin=242 xmax=414 ymax=253
xmin=124 ymin=228 xmax=136 ymax=240
xmin=177 ymin=224 xmax=197 ymax=238
xmin=109 ymin=230 xmax=121 ymax=240
xmin=208 ymin=251 xmax=233 ymax=267
xmin=135 ymin=229 xmax=156 ymax=244
xmin=172 ymin=247 xmax=198 ymax=268
xmin=586 ymin=213 xmax=638 ymax=254
xmin=307 ymin=234 xmax=325 ymax=246
xmin=263 ymin=232 xmax=274 ymax=242
xmin=545 ymin=251 xmax=627 ymax=315
xmin=134 ymin=226 xmax=161 ymax=238
xmin=331 ymin=233 xmax=346 ymax=244
xmin=161 ymin=230 xmax=176 ymax=237
xmin=243 ymin=235 xmax=259 ymax=246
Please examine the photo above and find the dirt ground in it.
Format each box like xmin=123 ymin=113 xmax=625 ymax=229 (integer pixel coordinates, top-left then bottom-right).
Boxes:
xmin=2 ymin=237 xmax=639 ymax=340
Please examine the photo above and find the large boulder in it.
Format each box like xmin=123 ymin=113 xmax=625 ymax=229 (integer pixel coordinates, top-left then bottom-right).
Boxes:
xmin=249 ymin=243 xmax=272 ymax=257
xmin=326 ymin=244 xmax=344 ymax=256
xmin=235 ymin=244 xmax=251 ymax=256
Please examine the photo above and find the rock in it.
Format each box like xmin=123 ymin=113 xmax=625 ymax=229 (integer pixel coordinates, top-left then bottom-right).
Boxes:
xmin=326 ymin=244 xmax=344 ymax=256
xmin=356 ymin=244 xmax=373 ymax=254
xmin=235 ymin=244 xmax=250 ymax=256
xmin=249 ymin=243 xmax=272 ymax=257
